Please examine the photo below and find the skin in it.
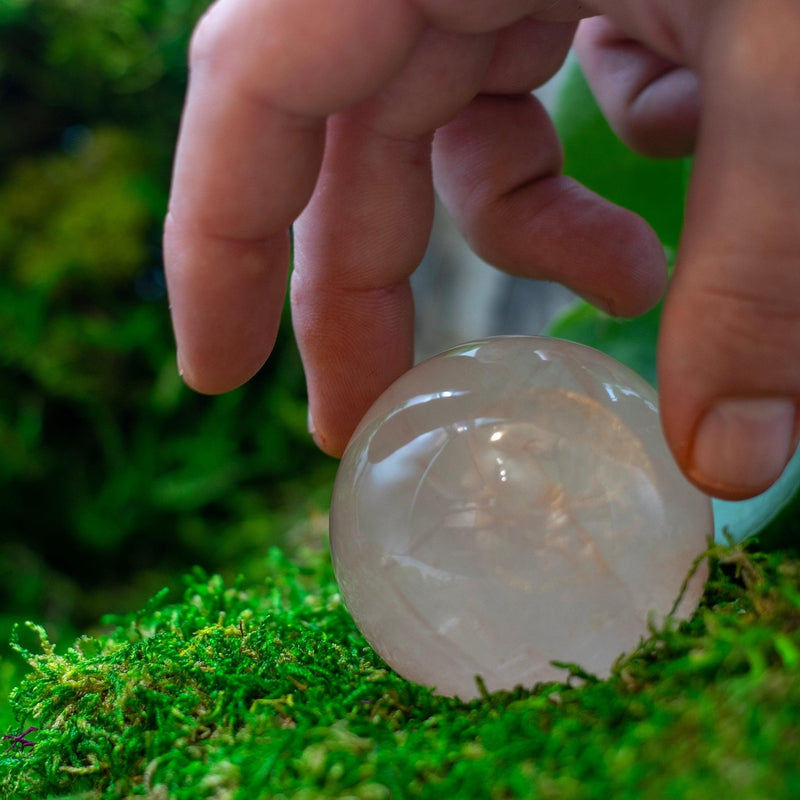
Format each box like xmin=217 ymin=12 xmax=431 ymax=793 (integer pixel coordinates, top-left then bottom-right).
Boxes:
xmin=164 ymin=0 xmax=800 ymax=501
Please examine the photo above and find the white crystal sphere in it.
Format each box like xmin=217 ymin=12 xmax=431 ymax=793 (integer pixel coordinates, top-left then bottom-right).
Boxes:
xmin=330 ymin=337 xmax=711 ymax=699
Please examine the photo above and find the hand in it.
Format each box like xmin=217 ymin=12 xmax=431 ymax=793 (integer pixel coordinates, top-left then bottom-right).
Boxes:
xmin=164 ymin=0 xmax=800 ymax=501
xmin=573 ymin=0 xmax=800 ymax=499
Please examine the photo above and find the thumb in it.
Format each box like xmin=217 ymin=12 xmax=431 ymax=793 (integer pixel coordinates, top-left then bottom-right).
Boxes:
xmin=658 ymin=0 xmax=800 ymax=500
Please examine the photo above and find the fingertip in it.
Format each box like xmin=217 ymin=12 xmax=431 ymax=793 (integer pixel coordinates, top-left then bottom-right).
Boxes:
xmin=173 ymin=321 xmax=268 ymax=393
xmin=585 ymin=204 xmax=668 ymax=318
xmin=177 ymin=352 xmax=266 ymax=396
xmin=168 ymin=300 xmax=279 ymax=397
xmin=307 ymin=406 xmax=347 ymax=459
xmin=174 ymin=323 xmax=263 ymax=394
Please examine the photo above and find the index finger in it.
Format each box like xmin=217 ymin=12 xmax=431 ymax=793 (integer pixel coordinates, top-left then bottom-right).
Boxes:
xmin=163 ymin=0 xmax=424 ymax=393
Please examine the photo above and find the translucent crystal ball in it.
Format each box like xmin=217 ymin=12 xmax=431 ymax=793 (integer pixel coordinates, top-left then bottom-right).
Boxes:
xmin=330 ymin=337 xmax=712 ymax=699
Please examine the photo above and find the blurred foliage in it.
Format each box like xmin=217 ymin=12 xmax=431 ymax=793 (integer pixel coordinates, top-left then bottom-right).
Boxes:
xmin=0 ymin=0 xmax=336 ymax=653
xmin=0 ymin=0 xmax=202 ymax=159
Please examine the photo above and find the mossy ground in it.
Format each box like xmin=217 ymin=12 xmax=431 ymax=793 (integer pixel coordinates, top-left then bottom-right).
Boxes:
xmin=0 ymin=526 xmax=798 ymax=799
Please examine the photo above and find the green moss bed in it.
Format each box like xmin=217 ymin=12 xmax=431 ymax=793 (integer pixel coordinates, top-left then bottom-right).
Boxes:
xmin=1 ymin=534 xmax=799 ymax=799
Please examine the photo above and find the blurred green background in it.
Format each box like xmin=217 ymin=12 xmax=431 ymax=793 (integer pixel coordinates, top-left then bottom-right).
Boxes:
xmin=0 ymin=0 xmax=337 ymax=663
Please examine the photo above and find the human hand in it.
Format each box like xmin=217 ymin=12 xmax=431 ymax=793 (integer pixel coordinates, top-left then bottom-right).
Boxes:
xmin=573 ymin=0 xmax=800 ymax=500
xmin=164 ymin=0 xmax=800 ymax=501
xmin=163 ymin=0 xmax=664 ymax=451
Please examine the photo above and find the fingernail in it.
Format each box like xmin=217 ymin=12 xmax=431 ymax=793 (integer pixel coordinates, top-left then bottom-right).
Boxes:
xmin=307 ymin=407 xmax=316 ymax=437
xmin=689 ymin=398 xmax=796 ymax=497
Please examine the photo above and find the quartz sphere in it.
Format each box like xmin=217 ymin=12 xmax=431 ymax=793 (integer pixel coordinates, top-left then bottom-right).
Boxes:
xmin=330 ymin=337 xmax=712 ymax=700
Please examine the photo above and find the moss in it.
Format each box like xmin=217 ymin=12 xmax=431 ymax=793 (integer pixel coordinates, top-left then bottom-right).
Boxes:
xmin=1 ymin=538 xmax=799 ymax=799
